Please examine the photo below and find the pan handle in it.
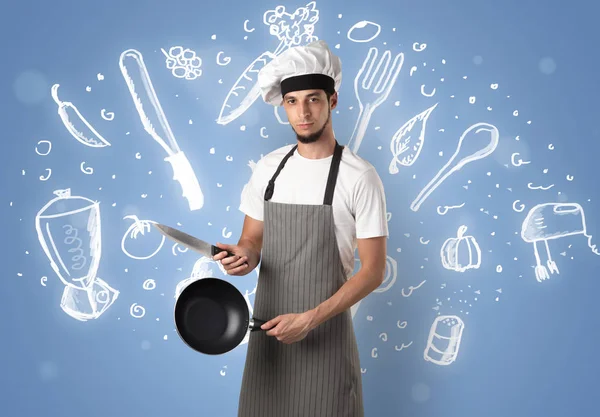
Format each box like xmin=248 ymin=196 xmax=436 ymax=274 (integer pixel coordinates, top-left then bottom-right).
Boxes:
xmin=249 ymin=318 xmax=267 ymax=332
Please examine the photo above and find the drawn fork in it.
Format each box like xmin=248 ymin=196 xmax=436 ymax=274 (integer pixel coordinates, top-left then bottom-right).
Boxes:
xmin=347 ymin=47 xmax=404 ymax=153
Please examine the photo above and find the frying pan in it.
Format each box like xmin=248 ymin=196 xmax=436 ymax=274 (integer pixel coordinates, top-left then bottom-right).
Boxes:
xmin=175 ymin=277 xmax=267 ymax=354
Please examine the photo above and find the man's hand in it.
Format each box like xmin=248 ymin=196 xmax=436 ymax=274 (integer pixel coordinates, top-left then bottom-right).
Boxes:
xmin=261 ymin=312 xmax=315 ymax=344
xmin=213 ymin=242 xmax=259 ymax=276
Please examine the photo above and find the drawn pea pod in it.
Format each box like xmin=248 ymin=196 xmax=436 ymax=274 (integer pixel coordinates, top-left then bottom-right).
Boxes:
xmin=51 ymin=84 xmax=111 ymax=148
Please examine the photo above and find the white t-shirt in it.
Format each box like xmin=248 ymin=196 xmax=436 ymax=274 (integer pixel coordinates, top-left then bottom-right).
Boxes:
xmin=239 ymin=143 xmax=389 ymax=279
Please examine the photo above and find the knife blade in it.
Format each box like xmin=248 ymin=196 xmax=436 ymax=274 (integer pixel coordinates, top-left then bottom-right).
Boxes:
xmin=153 ymin=223 xmax=237 ymax=259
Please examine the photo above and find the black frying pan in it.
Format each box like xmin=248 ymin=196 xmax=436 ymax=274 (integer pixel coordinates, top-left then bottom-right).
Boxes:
xmin=174 ymin=277 xmax=268 ymax=354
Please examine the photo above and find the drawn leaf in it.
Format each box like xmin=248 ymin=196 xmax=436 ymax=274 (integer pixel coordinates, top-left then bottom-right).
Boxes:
xmin=389 ymin=102 xmax=438 ymax=173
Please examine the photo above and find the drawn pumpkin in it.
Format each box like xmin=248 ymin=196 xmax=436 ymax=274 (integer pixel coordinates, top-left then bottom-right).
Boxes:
xmin=440 ymin=225 xmax=481 ymax=272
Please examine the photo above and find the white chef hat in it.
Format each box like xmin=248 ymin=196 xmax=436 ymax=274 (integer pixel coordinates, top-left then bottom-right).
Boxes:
xmin=258 ymin=39 xmax=342 ymax=106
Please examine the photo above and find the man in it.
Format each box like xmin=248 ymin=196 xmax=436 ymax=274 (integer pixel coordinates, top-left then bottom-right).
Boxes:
xmin=213 ymin=39 xmax=389 ymax=417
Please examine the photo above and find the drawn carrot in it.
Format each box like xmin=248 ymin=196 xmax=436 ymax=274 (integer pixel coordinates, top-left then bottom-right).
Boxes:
xmin=216 ymin=1 xmax=320 ymax=125
xmin=216 ymin=50 xmax=279 ymax=125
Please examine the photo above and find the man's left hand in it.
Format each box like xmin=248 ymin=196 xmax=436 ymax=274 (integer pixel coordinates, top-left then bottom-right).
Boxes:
xmin=261 ymin=312 xmax=315 ymax=344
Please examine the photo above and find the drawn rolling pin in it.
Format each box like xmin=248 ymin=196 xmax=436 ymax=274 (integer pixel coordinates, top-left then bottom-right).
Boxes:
xmin=119 ymin=48 xmax=204 ymax=211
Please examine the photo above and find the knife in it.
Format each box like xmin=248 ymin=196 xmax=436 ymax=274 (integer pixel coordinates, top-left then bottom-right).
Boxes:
xmin=153 ymin=223 xmax=243 ymax=263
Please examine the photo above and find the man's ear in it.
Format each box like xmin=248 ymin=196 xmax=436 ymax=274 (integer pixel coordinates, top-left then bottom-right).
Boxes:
xmin=330 ymin=92 xmax=338 ymax=110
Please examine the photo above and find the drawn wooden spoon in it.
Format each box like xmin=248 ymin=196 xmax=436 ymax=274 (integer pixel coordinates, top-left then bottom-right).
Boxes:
xmin=410 ymin=122 xmax=499 ymax=212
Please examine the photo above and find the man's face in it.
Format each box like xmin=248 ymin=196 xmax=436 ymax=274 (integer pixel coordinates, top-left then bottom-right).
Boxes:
xmin=282 ymin=89 xmax=337 ymax=144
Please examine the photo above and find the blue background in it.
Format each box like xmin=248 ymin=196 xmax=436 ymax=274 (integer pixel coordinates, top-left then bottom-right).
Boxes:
xmin=2 ymin=0 xmax=599 ymax=416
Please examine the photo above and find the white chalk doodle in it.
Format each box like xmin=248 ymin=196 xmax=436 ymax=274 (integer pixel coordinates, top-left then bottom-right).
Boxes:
xmin=260 ymin=127 xmax=269 ymax=138
xmin=410 ymin=66 xmax=417 ymax=76
xmin=171 ymin=242 xmax=188 ymax=256
xmin=161 ymin=46 xmax=202 ymax=80
xmin=394 ymin=342 xmax=413 ymax=351
xmin=222 ymin=227 xmax=232 ymax=239
xmin=35 ymin=140 xmax=52 ymax=156
xmin=80 ymin=162 xmax=93 ymax=175
xmin=142 ymin=279 xmax=156 ymax=290
xmin=61 ymin=277 xmax=119 ymax=322
xmin=216 ymin=1 xmax=319 ymax=125
xmin=347 ymin=46 xmax=404 ymax=153
xmin=39 ymin=169 xmax=51 ymax=181
xmin=35 ymin=188 xmax=102 ymax=290
xmin=424 ymin=315 xmax=464 ymax=366
xmin=216 ymin=51 xmax=231 ymax=66
xmin=389 ymin=102 xmax=438 ymax=173
xmin=346 ymin=20 xmax=381 ymax=43
xmin=402 ymin=280 xmax=426 ymax=297
xmin=527 ymin=183 xmax=554 ymax=190
xmin=129 ymin=303 xmax=146 ymax=318
xmin=119 ymin=49 xmax=205 ymax=211
xmin=121 ymin=215 xmax=165 ymax=260
xmin=243 ymin=19 xmax=255 ymax=32
xmin=100 ymin=109 xmax=115 ymax=121
xmin=566 ymin=175 xmax=574 ymax=181
xmin=413 ymin=42 xmax=427 ymax=52
xmin=440 ymin=225 xmax=481 ymax=272
xmin=41 ymin=276 xmax=48 ymax=286
xmin=273 ymin=106 xmax=290 ymax=125
xmin=379 ymin=333 xmax=388 ymax=341
xmin=397 ymin=320 xmax=407 ymax=329
xmin=411 ymin=122 xmax=499 ymax=211
xmin=510 ymin=152 xmax=530 ymax=166
xmin=521 ymin=203 xmax=600 ymax=282
xmin=437 ymin=203 xmax=465 ymax=215
xmin=420 ymin=237 xmax=430 ymax=245
xmin=420 ymin=84 xmax=436 ymax=97
xmin=51 ymin=84 xmax=111 ymax=148
xmin=512 ymin=200 xmax=525 ymax=212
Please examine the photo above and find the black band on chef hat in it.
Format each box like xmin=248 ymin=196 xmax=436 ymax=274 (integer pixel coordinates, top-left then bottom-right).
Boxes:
xmin=281 ymin=73 xmax=335 ymax=98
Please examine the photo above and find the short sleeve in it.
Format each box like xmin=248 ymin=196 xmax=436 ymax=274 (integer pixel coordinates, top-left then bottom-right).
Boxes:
xmin=239 ymin=164 xmax=265 ymax=221
xmin=353 ymin=167 xmax=389 ymax=239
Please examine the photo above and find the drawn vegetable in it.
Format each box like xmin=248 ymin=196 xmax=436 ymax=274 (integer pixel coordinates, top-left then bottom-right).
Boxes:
xmin=216 ymin=1 xmax=320 ymax=125
xmin=121 ymin=215 xmax=165 ymax=260
xmin=389 ymin=102 xmax=437 ymax=173
xmin=51 ymin=84 xmax=111 ymax=148
xmin=440 ymin=225 xmax=481 ymax=272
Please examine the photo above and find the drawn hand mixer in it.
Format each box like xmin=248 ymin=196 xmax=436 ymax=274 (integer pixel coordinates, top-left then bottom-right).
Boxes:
xmin=520 ymin=202 xmax=600 ymax=282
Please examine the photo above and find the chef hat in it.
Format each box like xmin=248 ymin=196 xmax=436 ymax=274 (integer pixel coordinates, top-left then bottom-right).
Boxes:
xmin=258 ymin=39 xmax=342 ymax=106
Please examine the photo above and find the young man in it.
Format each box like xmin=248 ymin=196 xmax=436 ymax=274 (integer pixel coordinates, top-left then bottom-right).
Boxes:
xmin=213 ymin=39 xmax=389 ymax=417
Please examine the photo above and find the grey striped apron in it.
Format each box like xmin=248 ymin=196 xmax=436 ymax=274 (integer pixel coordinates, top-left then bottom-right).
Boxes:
xmin=238 ymin=141 xmax=364 ymax=417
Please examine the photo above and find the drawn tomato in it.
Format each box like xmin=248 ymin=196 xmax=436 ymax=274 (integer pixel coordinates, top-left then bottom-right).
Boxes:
xmin=121 ymin=215 xmax=165 ymax=260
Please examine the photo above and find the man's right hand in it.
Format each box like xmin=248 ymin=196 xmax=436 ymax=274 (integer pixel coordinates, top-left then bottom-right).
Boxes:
xmin=213 ymin=242 xmax=259 ymax=276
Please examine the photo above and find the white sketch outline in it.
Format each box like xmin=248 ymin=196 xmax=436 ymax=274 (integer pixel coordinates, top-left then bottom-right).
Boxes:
xmin=521 ymin=202 xmax=600 ymax=282
xmin=411 ymin=122 xmax=499 ymax=211
xmin=119 ymin=48 xmax=205 ymax=211
xmin=347 ymin=46 xmax=404 ymax=153
xmin=51 ymin=84 xmax=111 ymax=148
xmin=120 ymin=215 xmax=165 ymax=260
xmin=424 ymin=315 xmax=464 ymax=366
xmin=440 ymin=225 xmax=481 ymax=272
xmin=346 ymin=20 xmax=382 ymax=43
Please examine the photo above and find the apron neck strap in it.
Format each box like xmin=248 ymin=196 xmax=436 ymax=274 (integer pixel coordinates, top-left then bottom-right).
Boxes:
xmin=263 ymin=141 xmax=344 ymax=205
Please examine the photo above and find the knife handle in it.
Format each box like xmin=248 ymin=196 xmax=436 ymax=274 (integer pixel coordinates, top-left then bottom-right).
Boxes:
xmin=211 ymin=245 xmax=235 ymax=258
xmin=210 ymin=245 xmax=248 ymax=266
